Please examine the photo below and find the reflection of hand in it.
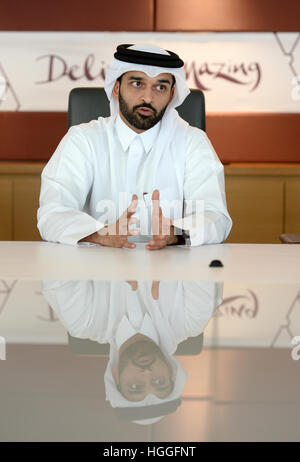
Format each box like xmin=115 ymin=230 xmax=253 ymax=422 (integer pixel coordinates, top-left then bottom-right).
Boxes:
xmin=79 ymin=194 xmax=139 ymax=248
xmin=125 ymin=280 xmax=160 ymax=300
xmin=146 ymin=189 xmax=178 ymax=251
xmin=151 ymin=281 xmax=160 ymax=300
xmin=126 ymin=280 xmax=138 ymax=291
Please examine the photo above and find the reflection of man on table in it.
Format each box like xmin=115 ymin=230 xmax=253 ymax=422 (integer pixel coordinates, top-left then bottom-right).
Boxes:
xmin=37 ymin=43 xmax=232 ymax=249
xmin=43 ymin=280 xmax=222 ymax=424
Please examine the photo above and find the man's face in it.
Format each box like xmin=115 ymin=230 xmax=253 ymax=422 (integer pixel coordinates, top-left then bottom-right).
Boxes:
xmin=112 ymin=71 xmax=175 ymax=132
xmin=117 ymin=339 xmax=174 ymax=402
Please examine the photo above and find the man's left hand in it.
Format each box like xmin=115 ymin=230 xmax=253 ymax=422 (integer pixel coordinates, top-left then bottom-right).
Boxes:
xmin=146 ymin=189 xmax=178 ymax=250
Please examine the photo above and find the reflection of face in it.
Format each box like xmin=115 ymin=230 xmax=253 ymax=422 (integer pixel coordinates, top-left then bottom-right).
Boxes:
xmin=114 ymin=71 xmax=174 ymax=132
xmin=117 ymin=339 xmax=174 ymax=402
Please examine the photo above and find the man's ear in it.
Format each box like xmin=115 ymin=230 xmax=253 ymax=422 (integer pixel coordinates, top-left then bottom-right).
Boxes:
xmin=112 ymin=80 xmax=120 ymax=101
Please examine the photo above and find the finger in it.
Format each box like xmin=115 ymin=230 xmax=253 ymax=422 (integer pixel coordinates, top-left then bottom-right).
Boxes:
xmin=147 ymin=239 xmax=167 ymax=246
xmin=126 ymin=280 xmax=138 ymax=291
xmin=132 ymin=281 xmax=138 ymax=290
xmin=128 ymin=216 xmax=139 ymax=235
xmin=128 ymin=194 xmax=139 ymax=215
xmin=128 ymin=217 xmax=138 ymax=225
xmin=152 ymin=189 xmax=160 ymax=202
xmin=119 ymin=215 xmax=139 ymax=236
xmin=146 ymin=243 xmax=166 ymax=250
xmin=151 ymin=204 xmax=162 ymax=236
xmin=128 ymin=228 xmax=139 ymax=236
xmin=151 ymin=281 xmax=160 ymax=300
xmin=152 ymin=195 xmax=160 ymax=216
xmin=123 ymin=241 xmax=136 ymax=249
xmin=162 ymin=217 xmax=172 ymax=236
xmin=119 ymin=201 xmax=138 ymax=234
xmin=146 ymin=240 xmax=166 ymax=250
xmin=118 ymin=212 xmax=129 ymax=235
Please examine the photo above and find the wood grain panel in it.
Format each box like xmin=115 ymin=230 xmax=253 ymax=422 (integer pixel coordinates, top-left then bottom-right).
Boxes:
xmin=207 ymin=113 xmax=300 ymax=163
xmin=156 ymin=0 xmax=300 ymax=31
xmin=224 ymin=164 xmax=300 ymax=176
xmin=1 ymin=112 xmax=300 ymax=162
xmin=14 ymin=178 xmax=42 ymax=241
xmin=1 ymin=0 xmax=154 ymax=31
xmin=225 ymin=177 xmax=283 ymax=243
xmin=0 ymin=112 xmax=67 ymax=161
xmin=285 ymin=179 xmax=300 ymax=234
xmin=0 ymin=179 xmax=12 ymax=240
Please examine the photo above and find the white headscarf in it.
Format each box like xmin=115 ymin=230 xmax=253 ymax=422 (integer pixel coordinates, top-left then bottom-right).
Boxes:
xmin=104 ymin=43 xmax=190 ymax=116
xmin=104 ymin=44 xmax=191 ymax=209
xmin=104 ymin=349 xmax=188 ymax=425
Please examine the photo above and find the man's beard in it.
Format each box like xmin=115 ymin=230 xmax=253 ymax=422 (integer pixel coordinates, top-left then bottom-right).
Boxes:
xmin=118 ymin=88 xmax=168 ymax=131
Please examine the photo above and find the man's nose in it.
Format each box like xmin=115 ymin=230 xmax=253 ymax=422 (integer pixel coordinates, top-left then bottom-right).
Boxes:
xmin=141 ymin=85 xmax=153 ymax=104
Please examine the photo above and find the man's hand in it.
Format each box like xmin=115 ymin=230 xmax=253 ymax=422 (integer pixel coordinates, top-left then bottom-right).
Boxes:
xmin=79 ymin=194 xmax=139 ymax=248
xmin=126 ymin=280 xmax=160 ymax=300
xmin=146 ymin=189 xmax=178 ymax=251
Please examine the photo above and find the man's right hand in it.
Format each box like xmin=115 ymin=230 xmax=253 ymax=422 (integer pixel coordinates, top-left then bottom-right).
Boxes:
xmin=79 ymin=194 xmax=139 ymax=248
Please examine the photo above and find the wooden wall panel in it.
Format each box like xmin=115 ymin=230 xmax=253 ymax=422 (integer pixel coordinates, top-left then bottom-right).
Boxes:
xmin=0 ymin=112 xmax=67 ymax=161
xmin=13 ymin=178 xmax=42 ymax=241
xmin=0 ymin=0 xmax=154 ymax=31
xmin=285 ymin=179 xmax=300 ymax=234
xmin=0 ymin=112 xmax=299 ymax=163
xmin=207 ymin=113 xmax=300 ymax=163
xmin=0 ymin=179 xmax=13 ymax=240
xmin=156 ymin=0 xmax=300 ymax=31
xmin=225 ymin=177 xmax=284 ymax=243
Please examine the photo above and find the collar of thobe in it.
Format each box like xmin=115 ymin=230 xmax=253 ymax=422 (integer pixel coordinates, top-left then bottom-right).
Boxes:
xmin=115 ymin=114 xmax=161 ymax=154
xmin=115 ymin=313 xmax=160 ymax=351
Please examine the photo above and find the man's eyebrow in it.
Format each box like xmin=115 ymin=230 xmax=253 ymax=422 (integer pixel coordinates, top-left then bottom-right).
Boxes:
xmin=128 ymin=76 xmax=145 ymax=81
xmin=127 ymin=76 xmax=171 ymax=85
xmin=157 ymin=79 xmax=171 ymax=85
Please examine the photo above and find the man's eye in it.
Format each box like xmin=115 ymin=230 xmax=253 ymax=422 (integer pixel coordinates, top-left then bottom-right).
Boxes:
xmin=132 ymin=81 xmax=141 ymax=87
xmin=154 ymin=378 xmax=165 ymax=386
xmin=156 ymin=85 xmax=166 ymax=91
xmin=129 ymin=383 xmax=141 ymax=390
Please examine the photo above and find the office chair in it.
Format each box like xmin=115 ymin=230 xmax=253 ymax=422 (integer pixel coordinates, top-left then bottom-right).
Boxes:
xmin=68 ymin=332 xmax=204 ymax=356
xmin=68 ymin=87 xmax=206 ymax=131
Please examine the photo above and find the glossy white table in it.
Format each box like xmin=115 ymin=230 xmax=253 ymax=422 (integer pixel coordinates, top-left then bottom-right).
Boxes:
xmin=0 ymin=241 xmax=299 ymax=283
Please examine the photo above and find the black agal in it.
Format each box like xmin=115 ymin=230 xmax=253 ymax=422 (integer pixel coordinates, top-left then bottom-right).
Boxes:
xmin=114 ymin=44 xmax=184 ymax=68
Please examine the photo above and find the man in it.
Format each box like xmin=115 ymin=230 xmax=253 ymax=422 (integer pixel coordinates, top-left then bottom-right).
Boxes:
xmin=42 ymin=279 xmax=222 ymax=424
xmin=37 ymin=43 xmax=232 ymax=249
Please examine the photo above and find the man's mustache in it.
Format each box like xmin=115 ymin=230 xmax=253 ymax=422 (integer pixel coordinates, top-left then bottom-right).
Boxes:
xmin=133 ymin=103 xmax=157 ymax=114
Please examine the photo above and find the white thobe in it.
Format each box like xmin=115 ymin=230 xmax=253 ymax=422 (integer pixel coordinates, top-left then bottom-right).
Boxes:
xmin=42 ymin=279 xmax=223 ymax=411
xmin=37 ymin=114 xmax=232 ymax=246
xmin=42 ymin=280 xmax=223 ymax=346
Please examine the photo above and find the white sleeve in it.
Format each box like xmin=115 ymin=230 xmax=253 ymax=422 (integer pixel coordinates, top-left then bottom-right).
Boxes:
xmin=37 ymin=126 xmax=105 ymax=245
xmin=173 ymin=129 xmax=232 ymax=246
xmin=183 ymin=281 xmax=224 ymax=336
xmin=42 ymin=280 xmax=110 ymax=341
